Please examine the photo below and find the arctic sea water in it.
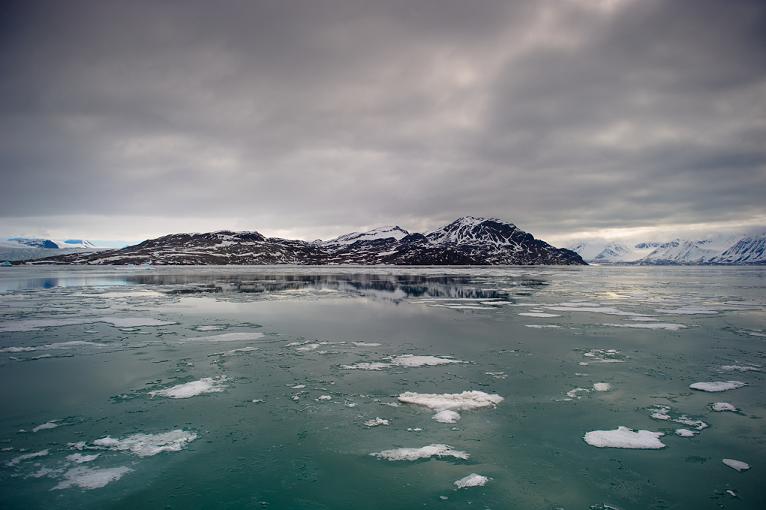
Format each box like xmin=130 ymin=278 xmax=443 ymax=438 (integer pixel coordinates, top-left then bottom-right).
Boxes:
xmin=0 ymin=265 xmax=763 ymax=509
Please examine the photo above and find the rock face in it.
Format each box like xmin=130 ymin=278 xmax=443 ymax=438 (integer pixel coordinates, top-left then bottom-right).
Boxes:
xmin=26 ymin=217 xmax=586 ymax=266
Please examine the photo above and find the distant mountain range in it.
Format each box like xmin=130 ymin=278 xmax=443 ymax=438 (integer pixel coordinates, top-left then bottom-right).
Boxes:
xmin=0 ymin=238 xmax=103 ymax=262
xmin=19 ymin=217 xmax=586 ymax=266
xmin=569 ymin=233 xmax=766 ymax=265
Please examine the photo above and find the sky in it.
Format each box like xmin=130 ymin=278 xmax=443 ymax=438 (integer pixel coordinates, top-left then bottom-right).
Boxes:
xmin=1 ymin=0 xmax=765 ymax=247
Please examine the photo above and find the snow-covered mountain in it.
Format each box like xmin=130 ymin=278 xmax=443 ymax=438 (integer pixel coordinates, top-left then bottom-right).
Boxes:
xmin=709 ymin=233 xmax=766 ymax=264
xmin=0 ymin=238 xmax=102 ymax=262
xmin=568 ymin=233 xmax=766 ymax=265
xmin=322 ymin=226 xmax=410 ymax=248
xmin=24 ymin=217 xmax=585 ymax=266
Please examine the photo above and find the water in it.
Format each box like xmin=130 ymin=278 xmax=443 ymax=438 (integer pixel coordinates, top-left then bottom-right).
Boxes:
xmin=0 ymin=265 xmax=764 ymax=509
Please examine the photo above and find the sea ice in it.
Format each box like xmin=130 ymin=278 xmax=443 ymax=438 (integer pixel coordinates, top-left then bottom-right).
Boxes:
xmin=186 ymin=332 xmax=264 ymax=342
xmin=518 ymin=312 xmax=560 ymax=318
xmin=432 ymin=410 xmax=461 ymax=423
xmin=390 ymin=355 xmax=463 ymax=367
xmin=352 ymin=342 xmax=381 ymax=347
xmin=602 ymin=322 xmax=686 ymax=331
xmin=524 ymin=324 xmax=561 ymax=328
xmin=92 ymin=429 xmax=198 ymax=457
xmin=53 ymin=466 xmax=132 ymax=490
xmin=363 ymin=418 xmax=389 ymax=427
xmin=689 ymin=381 xmax=746 ymax=392
xmin=454 ymin=473 xmax=489 ymax=489
xmin=340 ymin=362 xmax=391 ymax=370
xmin=149 ymin=376 xmax=228 ymax=399
xmin=6 ymin=449 xmax=49 ymax=466
xmin=722 ymin=458 xmax=750 ymax=472
xmin=371 ymin=444 xmax=469 ymax=461
xmin=593 ymin=383 xmax=611 ymax=392
xmin=0 ymin=317 xmax=175 ymax=332
xmin=398 ymin=391 xmax=504 ymax=411
xmin=711 ymin=402 xmax=738 ymax=412
xmin=675 ymin=428 xmax=696 ymax=437
xmin=583 ymin=426 xmax=666 ymax=449
xmin=32 ymin=420 xmax=59 ymax=432
xmin=720 ymin=365 xmax=760 ymax=372
xmin=66 ymin=453 xmax=100 ymax=463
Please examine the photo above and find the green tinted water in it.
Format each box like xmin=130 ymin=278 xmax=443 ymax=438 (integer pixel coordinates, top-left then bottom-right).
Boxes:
xmin=0 ymin=266 xmax=763 ymax=509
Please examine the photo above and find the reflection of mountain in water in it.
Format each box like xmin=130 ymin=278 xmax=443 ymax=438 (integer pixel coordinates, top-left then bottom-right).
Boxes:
xmin=121 ymin=273 xmax=548 ymax=302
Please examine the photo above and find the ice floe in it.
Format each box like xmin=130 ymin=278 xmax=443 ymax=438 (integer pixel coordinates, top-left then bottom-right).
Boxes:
xmin=398 ymin=391 xmax=503 ymax=411
xmin=0 ymin=317 xmax=175 ymax=332
xmin=648 ymin=405 xmax=708 ymax=430
xmin=363 ymin=418 xmax=389 ymax=427
xmin=6 ymin=449 xmax=48 ymax=466
xmin=0 ymin=341 xmax=107 ymax=353
xmin=524 ymin=324 xmax=561 ymax=328
xmin=66 ymin=453 xmax=100 ymax=463
xmin=194 ymin=325 xmax=226 ymax=331
xmin=186 ymin=332 xmax=264 ymax=342
xmin=53 ymin=466 xmax=132 ymax=490
xmin=720 ymin=364 xmax=760 ymax=372
xmin=32 ymin=420 xmax=59 ymax=432
xmin=518 ymin=312 xmax=560 ymax=318
xmin=593 ymin=383 xmax=611 ymax=392
xmin=149 ymin=376 xmax=228 ymax=399
xmin=432 ymin=410 xmax=461 ymax=423
xmin=722 ymin=458 xmax=750 ymax=472
xmin=583 ymin=427 xmax=666 ymax=449
xmin=602 ymin=322 xmax=686 ymax=331
xmin=92 ymin=429 xmax=197 ymax=457
xmin=583 ymin=349 xmax=626 ymax=363
xmin=371 ymin=444 xmax=469 ymax=461
xmin=546 ymin=305 xmax=644 ymax=316
xmin=454 ymin=473 xmax=489 ymax=489
xmin=711 ymin=402 xmax=738 ymax=412
xmin=675 ymin=428 xmax=696 ymax=437
xmin=655 ymin=306 xmax=717 ymax=315
xmin=352 ymin=342 xmax=381 ymax=347
xmin=341 ymin=354 xmax=463 ymax=370
xmin=689 ymin=381 xmax=746 ymax=392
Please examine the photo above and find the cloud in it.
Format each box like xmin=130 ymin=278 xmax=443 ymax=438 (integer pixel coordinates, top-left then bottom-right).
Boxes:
xmin=1 ymin=0 xmax=764 ymax=243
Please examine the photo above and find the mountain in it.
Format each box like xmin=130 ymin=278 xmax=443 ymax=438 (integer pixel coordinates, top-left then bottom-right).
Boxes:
xmin=568 ymin=233 xmax=765 ymax=265
xmin=0 ymin=237 xmax=102 ymax=262
xmin=20 ymin=217 xmax=586 ymax=266
xmin=709 ymin=233 xmax=766 ymax=264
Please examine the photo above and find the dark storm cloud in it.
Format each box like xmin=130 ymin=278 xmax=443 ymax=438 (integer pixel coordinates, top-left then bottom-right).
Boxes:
xmin=1 ymin=0 xmax=764 ymax=241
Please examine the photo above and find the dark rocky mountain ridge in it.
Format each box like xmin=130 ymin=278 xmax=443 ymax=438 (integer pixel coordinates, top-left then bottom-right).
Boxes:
xmin=23 ymin=217 xmax=586 ymax=266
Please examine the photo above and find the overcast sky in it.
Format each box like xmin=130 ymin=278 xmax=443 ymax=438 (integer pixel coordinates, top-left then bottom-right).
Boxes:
xmin=1 ymin=0 xmax=765 ymax=245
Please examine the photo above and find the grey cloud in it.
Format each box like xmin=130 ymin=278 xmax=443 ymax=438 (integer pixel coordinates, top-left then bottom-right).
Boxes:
xmin=0 ymin=0 xmax=764 ymax=242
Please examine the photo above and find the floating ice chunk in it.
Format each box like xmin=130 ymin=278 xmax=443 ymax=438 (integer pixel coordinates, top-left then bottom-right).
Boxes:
xmin=53 ymin=466 xmax=132 ymax=490
xmin=32 ymin=420 xmax=59 ymax=432
xmin=340 ymin=361 xmax=391 ymax=370
xmin=690 ymin=381 xmax=746 ymax=392
xmin=593 ymin=383 xmax=611 ymax=392
xmin=711 ymin=402 xmax=738 ymax=412
xmin=524 ymin=324 xmax=561 ymax=328
xmin=296 ymin=343 xmax=321 ymax=351
xmin=223 ymin=346 xmax=257 ymax=355
xmin=6 ymin=449 xmax=48 ymax=466
xmin=720 ymin=365 xmax=760 ymax=372
xmin=722 ymin=458 xmax=750 ymax=472
xmin=433 ymin=410 xmax=461 ymax=423
xmin=187 ymin=332 xmax=263 ymax=342
xmin=546 ymin=305 xmax=644 ymax=316
xmin=390 ymin=355 xmax=463 ymax=367
xmin=92 ymin=429 xmax=197 ymax=457
xmin=194 ymin=325 xmax=226 ymax=331
xmin=371 ymin=444 xmax=469 ymax=461
xmin=629 ymin=316 xmax=659 ymax=322
xmin=352 ymin=342 xmax=381 ymax=347
xmin=675 ymin=428 xmax=696 ymax=437
xmin=602 ymin=322 xmax=686 ymax=331
xmin=583 ymin=426 xmax=665 ymax=449
xmin=317 ymin=395 xmax=332 ymax=401
xmin=291 ymin=384 xmax=306 ymax=389
xmin=655 ymin=307 xmax=718 ymax=315
xmin=566 ymin=388 xmax=590 ymax=399
xmin=398 ymin=391 xmax=503 ymax=411
xmin=149 ymin=376 xmax=228 ymax=399
xmin=363 ymin=418 xmax=389 ymax=427
xmin=0 ymin=341 xmax=107 ymax=353
xmin=519 ymin=312 xmax=560 ymax=318
xmin=0 ymin=317 xmax=175 ymax=332
xmin=454 ymin=473 xmax=488 ymax=489
xmin=485 ymin=371 xmax=507 ymax=379
xmin=583 ymin=349 xmax=626 ymax=363
xmin=66 ymin=453 xmax=100 ymax=463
